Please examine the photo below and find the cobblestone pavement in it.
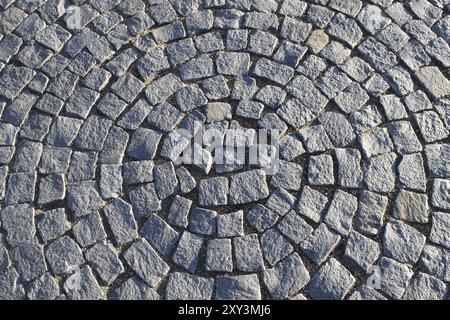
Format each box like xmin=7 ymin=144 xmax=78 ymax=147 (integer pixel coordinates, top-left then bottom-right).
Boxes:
xmin=0 ymin=0 xmax=449 ymax=301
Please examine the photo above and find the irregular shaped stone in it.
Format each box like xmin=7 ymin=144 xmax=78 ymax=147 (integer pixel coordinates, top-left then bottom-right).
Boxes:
xmin=300 ymin=223 xmax=341 ymax=265
xmin=393 ymin=190 xmax=429 ymax=223
xmin=45 ymin=236 xmax=85 ymax=275
xmin=104 ymin=198 xmax=137 ymax=246
xmin=309 ymin=258 xmax=356 ymax=300
xmin=205 ymin=238 xmax=233 ymax=272
xmin=263 ymin=253 xmax=310 ymax=300
xmin=233 ymin=234 xmax=265 ymax=272
xmin=383 ymin=218 xmax=426 ymax=265
xmin=165 ymin=272 xmax=214 ymax=300
xmin=375 ymin=257 xmax=414 ymax=299
xmin=123 ymin=239 xmax=169 ymax=287
xmin=324 ymin=190 xmax=357 ymax=236
xmin=345 ymin=231 xmax=380 ymax=272
xmin=85 ymin=243 xmax=124 ymax=284
xmin=172 ymin=231 xmax=203 ymax=273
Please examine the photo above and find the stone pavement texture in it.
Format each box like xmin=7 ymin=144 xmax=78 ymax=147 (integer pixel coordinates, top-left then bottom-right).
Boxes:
xmin=0 ymin=0 xmax=449 ymax=300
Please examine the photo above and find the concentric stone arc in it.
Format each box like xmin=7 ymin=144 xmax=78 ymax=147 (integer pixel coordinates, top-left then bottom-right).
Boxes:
xmin=0 ymin=0 xmax=449 ymax=301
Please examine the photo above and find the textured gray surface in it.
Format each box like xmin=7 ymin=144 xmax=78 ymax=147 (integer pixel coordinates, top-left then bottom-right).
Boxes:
xmin=0 ymin=0 xmax=449 ymax=300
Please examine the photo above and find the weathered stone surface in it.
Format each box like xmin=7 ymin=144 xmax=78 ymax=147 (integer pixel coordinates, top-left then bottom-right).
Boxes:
xmin=165 ymin=272 xmax=214 ymax=300
xmin=45 ymin=236 xmax=85 ymax=275
xmin=393 ymin=190 xmax=429 ymax=223
xmin=104 ymin=198 xmax=137 ymax=246
xmin=375 ymin=257 xmax=414 ymax=299
xmin=263 ymin=253 xmax=310 ymax=300
xmin=172 ymin=231 xmax=204 ymax=273
xmin=123 ymin=239 xmax=169 ymax=287
xmin=216 ymin=274 xmax=261 ymax=300
xmin=309 ymin=258 xmax=356 ymax=300
xmin=1 ymin=0 xmax=448 ymax=301
xmin=345 ymin=231 xmax=380 ymax=272
xmin=383 ymin=218 xmax=426 ymax=264
xmin=300 ymin=223 xmax=341 ymax=265
xmin=229 ymin=169 xmax=269 ymax=204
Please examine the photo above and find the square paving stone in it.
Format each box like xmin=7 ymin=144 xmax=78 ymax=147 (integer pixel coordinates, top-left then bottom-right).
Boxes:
xmin=26 ymin=273 xmax=59 ymax=300
xmin=99 ymin=127 xmax=128 ymax=165
xmin=172 ymin=231 xmax=204 ymax=273
xmin=67 ymin=151 xmax=97 ymax=182
xmin=147 ymin=102 xmax=184 ymax=132
xmin=38 ymin=173 xmax=66 ymax=205
xmin=85 ymin=242 xmax=124 ymax=285
xmin=72 ymin=212 xmax=107 ymax=248
xmin=383 ymin=218 xmax=426 ymax=265
xmin=141 ymin=213 xmax=179 ymax=256
xmin=104 ymin=198 xmax=137 ymax=246
xmin=253 ymin=58 xmax=294 ymax=86
xmin=36 ymin=208 xmax=71 ymax=243
xmin=12 ymin=140 xmax=42 ymax=172
xmin=189 ymin=208 xmax=217 ymax=236
xmin=247 ymin=204 xmax=279 ymax=233
xmin=124 ymin=239 xmax=169 ymax=287
xmin=215 ymin=274 xmax=261 ymax=300
xmin=217 ymin=210 xmax=244 ymax=238
xmin=165 ymin=272 xmax=214 ymax=300
xmin=110 ymin=277 xmax=160 ymax=300
xmin=260 ymin=229 xmax=293 ymax=266
xmin=45 ymin=236 xmax=85 ymax=275
xmin=46 ymin=116 xmax=83 ymax=147
xmin=65 ymin=87 xmax=100 ymax=119
xmin=122 ymin=160 xmax=153 ymax=186
xmin=199 ymin=177 xmax=229 ymax=207
xmin=393 ymin=189 xmax=429 ymax=223
xmin=309 ymin=258 xmax=356 ymax=300
xmin=430 ymin=212 xmax=450 ymax=249
xmin=344 ymin=231 xmax=380 ymax=272
xmin=402 ymin=272 xmax=448 ymax=300
xmin=67 ymin=180 xmax=105 ymax=218
xmin=263 ymin=253 xmax=310 ymax=300
xmin=226 ymin=29 xmax=248 ymax=51
xmin=233 ymin=234 xmax=265 ymax=272
xmin=127 ymin=128 xmax=162 ymax=160
xmin=179 ymin=54 xmax=215 ymax=81
xmin=128 ymin=183 xmax=161 ymax=218
xmin=308 ymin=154 xmax=334 ymax=186
xmin=296 ymin=186 xmax=328 ymax=223
xmin=229 ymin=169 xmax=269 ymax=205
xmin=195 ymin=31 xmax=224 ymax=53
xmin=5 ymin=172 xmax=36 ymax=205
xmin=99 ymin=164 xmax=122 ymax=198
xmin=167 ymin=195 xmax=192 ymax=228
xmin=64 ymin=265 xmax=105 ymax=300
xmin=216 ymin=52 xmax=250 ymax=76
xmin=324 ymin=190 xmax=358 ymax=236
xmin=206 ymin=238 xmax=233 ymax=272
xmin=35 ymin=24 xmax=72 ymax=51
xmin=153 ymin=161 xmax=178 ymax=199
xmin=364 ymin=152 xmax=397 ymax=193
xmin=300 ymin=223 xmax=341 ymax=265
xmin=248 ymin=30 xmax=278 ymax=56
xmin=10 ymin=242 xmax=47 ymax=282
xmin=374 ymin=257 xmax=414 ymax=299
xmin=0 ymin=204 xmax=35 ymax=247
xmin=265 ymin=188 xmax=296 ymax=216
xmin=277 ymin=211 xmax=313 ymax=244
xmin=111 ymin=74 xmax=144 ymax=103
xmin=271 ymin=160 xmax=303 ymax=191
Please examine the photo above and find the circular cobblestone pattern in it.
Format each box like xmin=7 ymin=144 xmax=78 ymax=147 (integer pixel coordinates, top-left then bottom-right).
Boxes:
xmin=0 ymin=0 xmax=450 ymax=300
